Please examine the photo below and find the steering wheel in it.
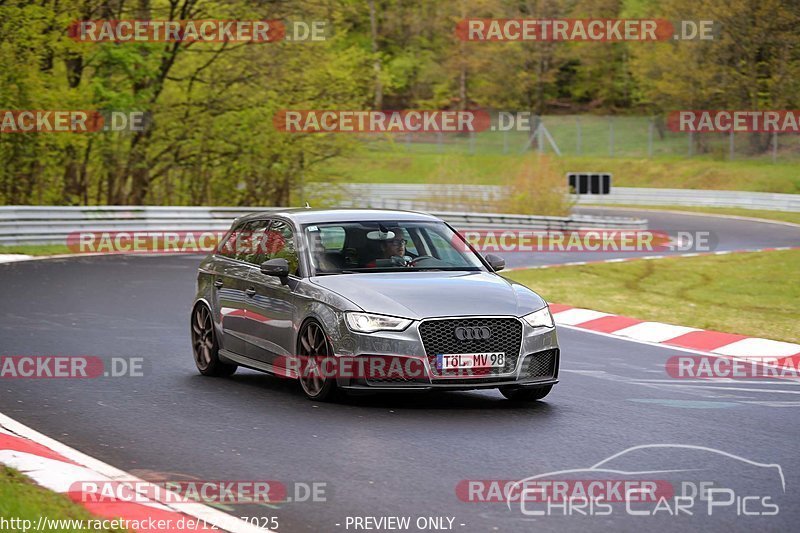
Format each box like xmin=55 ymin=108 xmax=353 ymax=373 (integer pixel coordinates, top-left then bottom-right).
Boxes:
xmin=409 ymin=255 xmax=435 ymax=266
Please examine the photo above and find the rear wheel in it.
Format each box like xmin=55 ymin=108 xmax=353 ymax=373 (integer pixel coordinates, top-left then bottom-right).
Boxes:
xmin=191 ymin=304 xmax=237 ymax=377
xmin=499 ymin=384 xmax=552 ymax=401
xmin=297 ymin=320 xmax=339 ymax=401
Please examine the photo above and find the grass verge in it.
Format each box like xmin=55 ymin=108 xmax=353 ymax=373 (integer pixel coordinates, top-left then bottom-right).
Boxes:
xmin=324 ymin=146 xmax=800 ymax=193
xmin=0 ymin=466 xmax=127 ymax=532
xmin=504 ymin=249 xmax=800 ymax=344
xmin=0 ymin=244 xmax=72 ymax=256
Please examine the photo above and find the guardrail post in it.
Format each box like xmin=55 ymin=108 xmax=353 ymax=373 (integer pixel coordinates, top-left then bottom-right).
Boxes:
xmin=536 ymin=116 xmax=544 ymax=154
xmin=608 ymin=117 xmax=614 ymax=157
xmin=729 ymin=130 xmax=734 ymax=160
xmin=772 ymin=132 xmax=778 ymax=163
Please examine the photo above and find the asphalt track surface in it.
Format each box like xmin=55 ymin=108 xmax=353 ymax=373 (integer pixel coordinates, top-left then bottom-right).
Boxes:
xmin=1 ymin=209 xmax=799 ymax=532
xmin=502 ymin=206 xmax=800 ymax=268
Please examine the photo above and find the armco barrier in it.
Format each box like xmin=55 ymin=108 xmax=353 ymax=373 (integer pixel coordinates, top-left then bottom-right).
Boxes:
xmin=0 ymin=206 xmax=646 ymax=246
xmin=573 ymin=187 xmax=800 ymax=211
xmin=307 ymin=183 xmax=800 ymax=212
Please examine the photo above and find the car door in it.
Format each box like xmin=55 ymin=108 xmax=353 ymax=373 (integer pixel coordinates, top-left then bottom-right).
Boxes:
xmin=213 ymin=221 xmax=258 ymax=356
xmin=244 ymin=218 xmax=302 ymax=369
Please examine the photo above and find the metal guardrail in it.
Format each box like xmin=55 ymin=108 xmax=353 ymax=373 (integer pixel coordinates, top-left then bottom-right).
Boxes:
xmin=573 ymin=187 xmax=800 ymax=211
xmin=309 ymin=183 xmax=800 ymax=212
xmin=0 ymin=205 xmax=646 ymax=245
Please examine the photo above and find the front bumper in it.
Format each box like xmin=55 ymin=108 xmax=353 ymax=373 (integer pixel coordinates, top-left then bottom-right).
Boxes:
xmin=331 ymin=316 xmax=560 ymax=392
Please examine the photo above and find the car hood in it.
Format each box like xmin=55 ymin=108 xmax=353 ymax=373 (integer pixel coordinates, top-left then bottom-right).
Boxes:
xmin=310 ymin=271 xmax=546 ymax=319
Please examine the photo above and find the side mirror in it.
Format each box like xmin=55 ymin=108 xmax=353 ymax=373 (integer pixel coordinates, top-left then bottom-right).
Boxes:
xmin=260 ymin=258 xmax=289 ymax=282
xmin=484 ymin=253 xmax=505 ymax=272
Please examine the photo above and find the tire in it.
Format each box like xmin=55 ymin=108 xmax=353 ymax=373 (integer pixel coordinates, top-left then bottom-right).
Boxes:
xmin=499 ymin=384 xmax=553 ymax=401
xmin=191 ymin=303 xmax=237 ymax=377
xmin=297 ymin=320 xmax=340 ymax=401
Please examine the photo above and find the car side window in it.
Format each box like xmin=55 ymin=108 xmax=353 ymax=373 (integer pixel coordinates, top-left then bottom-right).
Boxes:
xmin=237 ymin=220 xmax=271 ymax=265
xmin=217 ymin=222 xmax=249 ymax=259
xmin=264 ymin=220 xmax=300 ymax=276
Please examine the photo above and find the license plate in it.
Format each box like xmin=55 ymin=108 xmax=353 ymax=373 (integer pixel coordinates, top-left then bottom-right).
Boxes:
xmin=437 ymin=352 xmax=505 ymax=371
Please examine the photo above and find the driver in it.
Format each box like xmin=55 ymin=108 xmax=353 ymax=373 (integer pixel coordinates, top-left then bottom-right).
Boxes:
xmin=380 ymin=234 xmax=407 ymax=261
xmin=366 ymin=227 xmax=411 ymax=267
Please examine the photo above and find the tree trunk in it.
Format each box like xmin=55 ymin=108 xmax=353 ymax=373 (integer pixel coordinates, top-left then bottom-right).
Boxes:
xmin=368 ymin=0 xmax=383 ymax=109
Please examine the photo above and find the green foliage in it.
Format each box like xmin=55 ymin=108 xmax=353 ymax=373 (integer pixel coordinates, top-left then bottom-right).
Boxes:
xmin=0 ymin=0 xmax=797 ymax=206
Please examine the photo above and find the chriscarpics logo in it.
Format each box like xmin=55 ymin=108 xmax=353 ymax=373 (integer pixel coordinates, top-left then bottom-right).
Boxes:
xmin=460 ymin=444 xmax=786 ymax=522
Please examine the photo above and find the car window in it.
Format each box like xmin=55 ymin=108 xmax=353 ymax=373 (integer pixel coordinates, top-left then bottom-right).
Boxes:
xmin=303 ymin=221 xmax=485 ymax=274
xmin=318 ymin=226 xmax=345 ymax=251
xmin=423 ymin=227 xmax=462 ymax=263
xmin=264 ymin=220 xmax=300 ymax=276
xmin=217 ymin=221 xmax=251 ymax=260
xmin=237 ymin=220 xmax=271 ymax=265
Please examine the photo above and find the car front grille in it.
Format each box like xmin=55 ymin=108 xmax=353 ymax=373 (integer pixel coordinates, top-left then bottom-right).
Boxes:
xmin=521 ymin=349 xmax=558 ymax=380
xmin=418 ymin=317 xmax=522 ymax=379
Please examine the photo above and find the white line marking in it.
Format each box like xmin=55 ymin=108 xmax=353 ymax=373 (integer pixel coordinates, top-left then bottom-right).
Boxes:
xmin=630 ymin=379 xmax=800 ymax=385
xmin=577 ymin=205 xmax=800 ymax=228
xmin=637 ymin=384 xmax=800 ymax=395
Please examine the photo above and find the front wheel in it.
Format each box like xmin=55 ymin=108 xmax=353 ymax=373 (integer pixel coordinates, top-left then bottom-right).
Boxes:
xmin=191 ymin=304 xmax=237 ymax=377
xmin=499 ymin=384 xmax=552 ymax=401
xmin=297 ymin=320 xmax=339 ymax=401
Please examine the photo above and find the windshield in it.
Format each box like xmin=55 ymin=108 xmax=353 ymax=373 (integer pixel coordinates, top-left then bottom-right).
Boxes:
xmin=303 ymin=221 xmax=486 ymax=275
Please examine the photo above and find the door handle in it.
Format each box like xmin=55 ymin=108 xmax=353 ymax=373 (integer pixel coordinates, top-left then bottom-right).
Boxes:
xmin=245 ymin=287 xmax=256 ymax=297
xmin=213 ymin=279 xmax=224 ymax=288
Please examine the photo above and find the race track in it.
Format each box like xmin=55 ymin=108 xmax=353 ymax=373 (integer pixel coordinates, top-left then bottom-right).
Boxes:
xmin=503 ymin=206 xmax=800 ymax=268
xmin=1 ymin=209 xmax=799 ymax=532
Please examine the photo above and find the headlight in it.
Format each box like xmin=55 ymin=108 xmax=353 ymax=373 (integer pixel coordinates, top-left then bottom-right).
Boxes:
xmin=345 ymin=312 xmax=412 ymax=333
xmin=523 ymin=307 xmax=554 ymax=329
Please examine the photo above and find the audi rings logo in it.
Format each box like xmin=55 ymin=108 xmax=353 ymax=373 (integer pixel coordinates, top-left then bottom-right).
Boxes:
xmin=454 ymin=326 xmax=492 ymax=341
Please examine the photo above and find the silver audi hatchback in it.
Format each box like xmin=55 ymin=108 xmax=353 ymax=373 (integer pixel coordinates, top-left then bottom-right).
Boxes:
xmin=191 ymin=209 xmax=559 ymax=401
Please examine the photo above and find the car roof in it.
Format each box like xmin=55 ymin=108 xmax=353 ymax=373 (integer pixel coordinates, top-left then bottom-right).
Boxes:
xmin=234 ymin=208 xmax=442 ymax=225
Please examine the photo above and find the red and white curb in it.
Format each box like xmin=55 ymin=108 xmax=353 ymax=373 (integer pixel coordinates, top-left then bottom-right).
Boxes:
xmin=0 ymin=413 xmax=269 ymax=533
xmin=550 ymin=303 xmax=800 ymax=362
